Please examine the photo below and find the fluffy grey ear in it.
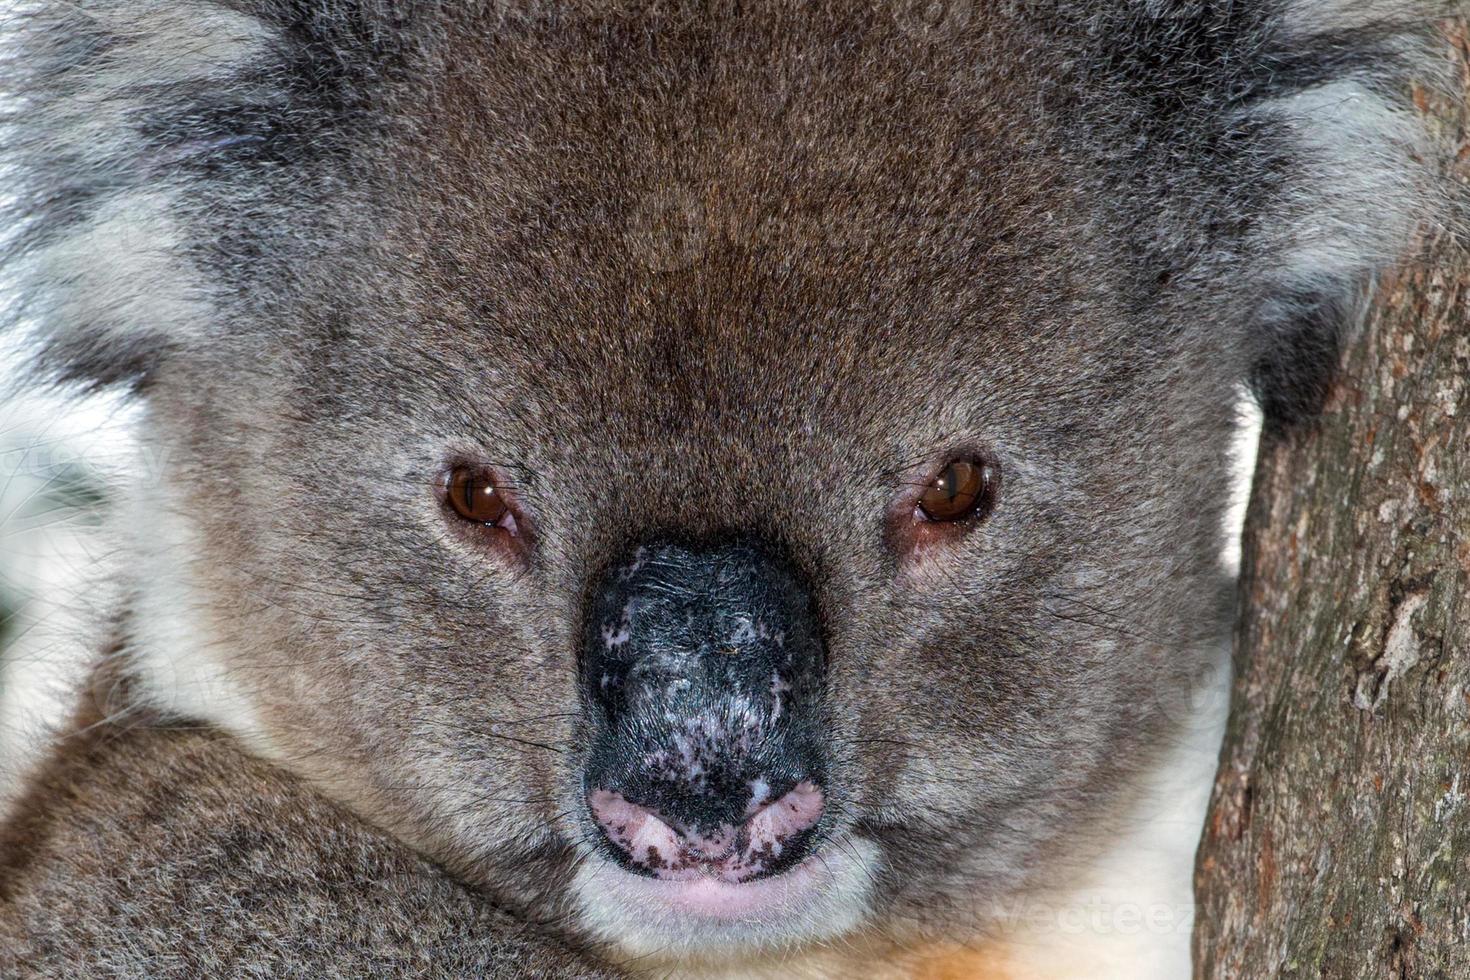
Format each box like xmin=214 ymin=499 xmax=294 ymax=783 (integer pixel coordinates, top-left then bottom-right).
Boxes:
xmin=0 ymin=1 xmax=410 ymax=391
xmin=1063 ymin=1 xmax=1450 ymax=427
xmin=1238 ymin=2 xmax=1452 ymax=428
xmin=0 ymin=3 xmax=275 ymax=388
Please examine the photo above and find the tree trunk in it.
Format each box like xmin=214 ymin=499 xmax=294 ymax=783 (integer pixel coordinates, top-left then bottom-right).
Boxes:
xmin=1193 ymin=20 xmax=1470 ymax=978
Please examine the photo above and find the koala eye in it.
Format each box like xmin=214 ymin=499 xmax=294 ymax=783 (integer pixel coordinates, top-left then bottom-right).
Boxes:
xmin=446 ymin=465 xmax=514 ymax=530
xmin=917 ymin=458 xmax=998 ymax=523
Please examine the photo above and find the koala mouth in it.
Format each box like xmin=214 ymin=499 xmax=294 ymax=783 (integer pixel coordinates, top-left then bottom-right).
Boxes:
xmin=577 ymin=538 xmax=835 ymax=895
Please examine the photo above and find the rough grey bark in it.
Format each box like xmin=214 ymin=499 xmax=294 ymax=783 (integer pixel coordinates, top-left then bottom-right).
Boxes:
xmin=1193 ymin=20 xmax=1470 ymax=978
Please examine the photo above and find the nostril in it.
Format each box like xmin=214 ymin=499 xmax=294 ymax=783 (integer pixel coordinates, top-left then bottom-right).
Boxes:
xmin=588 ymin=789 xmax=685 ymax=872
xmin=587 ymin=781 xmax=825 ymax=882
xmin=745 ymin=780 xmax=824 ymax=853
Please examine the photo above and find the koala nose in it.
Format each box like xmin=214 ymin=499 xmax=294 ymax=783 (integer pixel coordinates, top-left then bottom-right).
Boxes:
xmin=580 ymin=538 xmax=828 ymax=882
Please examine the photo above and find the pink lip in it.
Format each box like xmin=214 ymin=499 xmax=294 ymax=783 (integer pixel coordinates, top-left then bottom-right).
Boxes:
xmin=593 ymin=852 xmax=830 ymax=922
xmin=646 ymin=858 xmax=823 ymax=918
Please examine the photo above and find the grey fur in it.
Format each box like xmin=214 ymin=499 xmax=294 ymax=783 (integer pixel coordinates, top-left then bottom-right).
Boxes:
xmin=0 ymin=709 xmax=615 ymax=977
xmin=0 ymin=1 xmax=1454 ymax=975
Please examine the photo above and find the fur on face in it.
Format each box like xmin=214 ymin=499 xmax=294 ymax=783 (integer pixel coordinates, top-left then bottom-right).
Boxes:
xmin=0 ymin=0 xmax=1451 ymax=965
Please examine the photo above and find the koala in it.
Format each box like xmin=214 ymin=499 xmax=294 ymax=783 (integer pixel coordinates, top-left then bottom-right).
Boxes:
xmin=0 ymin=1 xmax=1449 ymax=977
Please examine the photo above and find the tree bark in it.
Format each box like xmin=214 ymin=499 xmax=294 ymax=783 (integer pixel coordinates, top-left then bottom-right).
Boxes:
xmin=1193 ymin=20 xmax=1470 ymax=979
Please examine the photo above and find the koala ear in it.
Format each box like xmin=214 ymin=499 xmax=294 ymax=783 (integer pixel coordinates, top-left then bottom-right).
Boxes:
xmin=0 ymin=3 xmax=273 ymax=389
xmin=0 ymin=1 xmax=403 ymax=391
xmin=1236 ymin=4 xmax=1450 ymax=429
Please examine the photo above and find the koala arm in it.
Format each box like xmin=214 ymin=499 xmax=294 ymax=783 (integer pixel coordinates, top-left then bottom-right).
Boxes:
xmin=0 ymin=715 xmax=621 ymax=979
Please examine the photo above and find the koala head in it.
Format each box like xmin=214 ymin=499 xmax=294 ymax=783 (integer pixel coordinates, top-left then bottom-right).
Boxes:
xmin=1 ymin=0 xmax=1440 ymax=964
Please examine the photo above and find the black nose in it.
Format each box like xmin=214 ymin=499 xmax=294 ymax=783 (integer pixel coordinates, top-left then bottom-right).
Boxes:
xmin=581 ymin=538 xmax=827 ymax=882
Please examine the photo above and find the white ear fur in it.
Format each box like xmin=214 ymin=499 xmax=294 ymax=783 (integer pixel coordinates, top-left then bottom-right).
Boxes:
xmin=27 ymin=4 xmax=269 ymax=163
xmin=1 ymin=3 xmax=270 ymax=378
xmin=1258 ymin=77 xmax=1433 ymax=303
xmin=19 ymin=193 xmax=211 ymax=352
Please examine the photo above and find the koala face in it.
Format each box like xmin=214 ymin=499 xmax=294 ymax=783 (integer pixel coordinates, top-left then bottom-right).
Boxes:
xmin=142 ymin=99 xmax=1238 ymax=951
xmin=154 ymin=265 xmax=1230 ymax=955
xmin=3 ymin=0 xmax=1435 ymax=965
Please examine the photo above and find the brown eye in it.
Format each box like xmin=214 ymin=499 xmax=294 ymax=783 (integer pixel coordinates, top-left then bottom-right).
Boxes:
xmin=918 ymin=458 xmax=998 ymax=523
xmin=447 ymin=466 xmax=511 ymax=527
